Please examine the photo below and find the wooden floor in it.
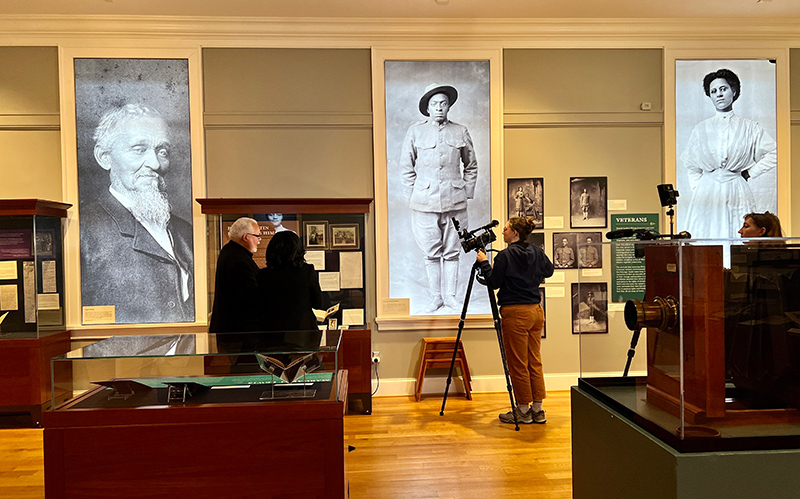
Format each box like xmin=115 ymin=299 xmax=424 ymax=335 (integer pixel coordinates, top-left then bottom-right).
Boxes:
xmin=0 ymin=429 xmax=44 ymax=499
xmin=345 ymin=391 xmax=572 ymax=499
xmin=0 ymin=391 xmax=572 ymax=498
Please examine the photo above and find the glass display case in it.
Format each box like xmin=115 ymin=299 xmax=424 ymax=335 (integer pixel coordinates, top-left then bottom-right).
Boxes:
xmin=51 ymin=330 xmax=343 ymax=410
xmin=197 ymin=197 xmax=374 ymax=414
xmin=0 ymin=199 xmax=70 ymax=337
xmin=577 ymin=237 xmax=800 ymax=452
xmin=0 ymin=199 xmax=71 ymax=423
xmin=44 ymin=330 xmax=348 ymax=498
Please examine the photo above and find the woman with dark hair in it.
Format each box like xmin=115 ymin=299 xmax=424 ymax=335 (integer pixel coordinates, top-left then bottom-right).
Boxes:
xmin=738 ymin=211 xmax=783 ymax=238
xmin=681 ymin=68 xmax=777 ymax=239
xmin=476 ymin=217 xmax=554 ymax=425
xmin=258 ymin=231 xmax=323 ymax=333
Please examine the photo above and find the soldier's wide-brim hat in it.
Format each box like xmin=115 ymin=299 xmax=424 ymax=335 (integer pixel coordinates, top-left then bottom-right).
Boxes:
xmin=419 ymin=83 xmax=458 ymax=116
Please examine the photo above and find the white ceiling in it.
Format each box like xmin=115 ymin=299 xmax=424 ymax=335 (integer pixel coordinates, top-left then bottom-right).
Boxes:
xmin=0 ymin=0 xmax=796 ymax=20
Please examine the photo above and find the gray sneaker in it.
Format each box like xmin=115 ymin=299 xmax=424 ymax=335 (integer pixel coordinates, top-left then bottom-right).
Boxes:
xmin=499 ymin=406 xmax=533 ymax=424
xmin=532 ymin=409 xmax=546 ymax=424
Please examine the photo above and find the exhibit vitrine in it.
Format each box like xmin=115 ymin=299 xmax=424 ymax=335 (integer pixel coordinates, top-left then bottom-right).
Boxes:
xmin=0 ymin=199 xmax=72 ymax=423
xmin=197 ymin=197 xmax=374 ymax=413
xmin=577 ymin=237 xmax=800 ymax=452
xmin=50 ymin=330 xmax=344 ymax=408
xmin=0 ymin=199 xmax=69 ymax=336
xmin=44 ymin=330 xmax=348 ymax=498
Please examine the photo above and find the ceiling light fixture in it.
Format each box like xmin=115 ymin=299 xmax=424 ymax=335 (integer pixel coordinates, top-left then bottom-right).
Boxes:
xmin=435 ymin=0 xmax=450 ymax=5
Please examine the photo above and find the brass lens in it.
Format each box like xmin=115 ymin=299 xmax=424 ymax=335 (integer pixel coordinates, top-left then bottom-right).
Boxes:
xmin=624 ymin=296 xmax=679 ymax=332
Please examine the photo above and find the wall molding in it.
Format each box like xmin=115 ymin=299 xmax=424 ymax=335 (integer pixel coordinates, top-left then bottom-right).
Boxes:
xmin=0 ymin=113 xmax=60 ymax=130
xmin=2 ymin=16 xmax=800 ymax=46
xmin=504 ymin=112 xmax=664 ymax=128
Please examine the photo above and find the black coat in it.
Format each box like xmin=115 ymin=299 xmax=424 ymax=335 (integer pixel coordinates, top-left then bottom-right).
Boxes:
xmin=80 ymin=189 xmax=194 ymax=324
xmin=209 ymin=240 xmax=261 ymax=333
xmin=258 ymin=263 xmax=323 ymax=332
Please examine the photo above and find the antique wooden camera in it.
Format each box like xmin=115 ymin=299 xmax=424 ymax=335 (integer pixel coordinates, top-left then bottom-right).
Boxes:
xmin=625 ymin=245 xmax=725 ymax=423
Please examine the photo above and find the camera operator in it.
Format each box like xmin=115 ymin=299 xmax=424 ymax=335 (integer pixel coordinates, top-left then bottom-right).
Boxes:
xmin=476 ymin=217 xmax=554 ymax=424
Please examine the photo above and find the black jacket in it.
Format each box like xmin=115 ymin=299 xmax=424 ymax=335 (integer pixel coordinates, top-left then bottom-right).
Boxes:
xmin=80 ymin=189 xmax=194 ymax=324
xmin=258 ymin=263 xmax=323 ymax=332
xmin=479 ymin=241 xmax=554 ymax=306
xmin=209 ymin=240 xmax=261 ymax=333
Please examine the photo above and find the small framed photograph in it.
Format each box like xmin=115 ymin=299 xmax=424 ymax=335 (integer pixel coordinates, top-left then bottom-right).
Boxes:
xmin=570 ymin=176 xmax=608 ymax=229
xmin=330 ymin=224 xmax=360 ymax=250
xmin=577 ymin=231 xmax=603 ymax=269
xmin=571 ymin=282 xmax=608 ymax=334
xmin=303 ymin=221 xmax=328 ymax=250
xmin=328 ymin=318 xmax=338 ymax=331
xmin=507 ymin=177 xmax=544 ymax=229
xmin=552 ymin=232 xmax=578 ymax=270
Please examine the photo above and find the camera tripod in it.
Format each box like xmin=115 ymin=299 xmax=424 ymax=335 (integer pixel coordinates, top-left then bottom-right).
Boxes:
xmin=439 ymin=257 xmax=521 ymax=431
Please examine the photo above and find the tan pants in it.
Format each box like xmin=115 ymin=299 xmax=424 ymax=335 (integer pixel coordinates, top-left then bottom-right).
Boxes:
xmin=500 ymin=303 xmax=546 ymax=405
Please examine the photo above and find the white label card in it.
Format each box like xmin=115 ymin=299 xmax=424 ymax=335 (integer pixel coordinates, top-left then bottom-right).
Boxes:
xmin=305 ymin=251 xmax=326 ymax=270
xmin=0 ymin=284 xmax=18 ymax=310
xmin=381 ymin=298 xmax=410 ymax=317
xmin=318 ymin=272 xmax=341 ymax=292
xmin=339 ymin=252 xmax=363 ymax=289
xmin=342 ymin=308 xmax=365 ymax=326
xmin=544 ymin=217 xmax=564 ymax=229
xmin=83 ymin=306 xmax=116 ymax=324
xmin=608 ymin=199 xmax=628 ymax=211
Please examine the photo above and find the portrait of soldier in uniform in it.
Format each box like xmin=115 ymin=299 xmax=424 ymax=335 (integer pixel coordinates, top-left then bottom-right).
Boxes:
xmin=399 ymin=83 xmax=478 ymax=313
xmin=385 ymin=60 xmax=491 ymax=316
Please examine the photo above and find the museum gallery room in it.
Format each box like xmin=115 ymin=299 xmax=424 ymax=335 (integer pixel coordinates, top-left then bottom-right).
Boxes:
xmin=4 ymin=0 xmax=800 ymax=498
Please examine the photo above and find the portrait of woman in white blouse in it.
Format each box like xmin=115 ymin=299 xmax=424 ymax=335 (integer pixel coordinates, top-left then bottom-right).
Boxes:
xmin=677 ymin=61 xmax=777 ymax=240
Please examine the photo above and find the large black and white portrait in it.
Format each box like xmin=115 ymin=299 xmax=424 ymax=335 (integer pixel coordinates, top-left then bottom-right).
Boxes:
xmin=577 ymin=231 xmax=603 ymax=269
xmin=676 ymin=60 xmax=777 ymax=240
xmin=385 ymin=60 xmax=491 ymax=316
xmin=570 ymin=177 xmax=607 ymax=228
xmin=76 ymin=58 xmax=194 ymax=325
xmin=507 ymin=178 xmax=543 ymax=229
xmin=571 ymin=282 xmax=608 ymax=334
xmin=552 ymin=232 xmax=577 ymax=270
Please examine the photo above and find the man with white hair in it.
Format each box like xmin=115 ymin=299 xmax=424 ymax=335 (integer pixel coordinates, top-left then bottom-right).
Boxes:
xmin=80 ymin=103 xmax=194 ymax=323
xmin=209 ymin=217 xmax=262 ymax=335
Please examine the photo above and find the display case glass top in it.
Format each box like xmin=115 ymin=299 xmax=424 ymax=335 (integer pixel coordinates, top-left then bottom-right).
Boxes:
xmin=51 ymin=330 xmax=343 ymax=410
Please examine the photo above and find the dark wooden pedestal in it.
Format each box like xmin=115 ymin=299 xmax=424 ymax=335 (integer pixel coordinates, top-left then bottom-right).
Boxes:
xmin=0 ymin=330 xmax=71 ymax=425
xmin=339 ymin=328 xmax=372 ymax=414
xmin=44 ymin=371 xmax=348 ymax=499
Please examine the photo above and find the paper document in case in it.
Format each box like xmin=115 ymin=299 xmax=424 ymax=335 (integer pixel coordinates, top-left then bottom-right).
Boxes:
xmin=256 ymin=353 xmax=321 ymax=383
xmin=313 ymin=303 xmax=340 ymax=323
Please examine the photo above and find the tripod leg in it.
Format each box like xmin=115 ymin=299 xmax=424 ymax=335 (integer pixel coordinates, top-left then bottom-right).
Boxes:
xmin=622 ymin=328 xmax=641 ymax=377
xmin=487 ymin=286 xmax=520 ymax=431
xmin=440 ymin=263 xmax=478 ymax=416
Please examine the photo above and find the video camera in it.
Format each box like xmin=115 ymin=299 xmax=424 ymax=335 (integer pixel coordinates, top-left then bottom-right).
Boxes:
xmin=452 ymin=218 xmax=498 ymax=253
